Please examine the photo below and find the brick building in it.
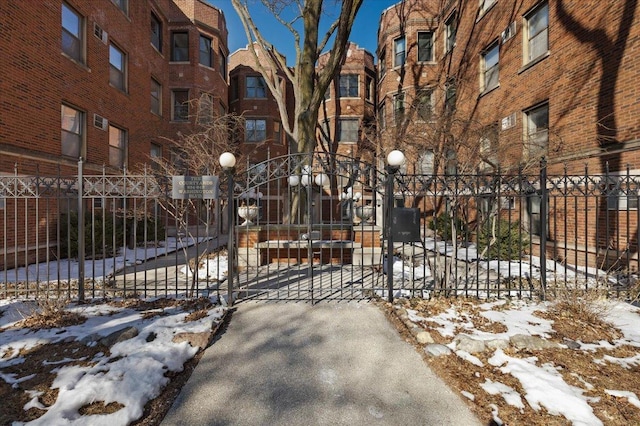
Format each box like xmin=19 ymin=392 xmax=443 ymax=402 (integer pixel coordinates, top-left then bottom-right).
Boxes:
xmin=0 ymin=0 xmax=229 ymax=268
xmin=377 ymin=0 xmax=640 ymax=269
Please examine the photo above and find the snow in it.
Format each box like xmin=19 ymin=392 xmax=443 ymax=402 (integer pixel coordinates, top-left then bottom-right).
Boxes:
xmin=0 ymin=298 xmax=225 ymax=425
xmin=1 ymin=236 xmax=640 ymax=424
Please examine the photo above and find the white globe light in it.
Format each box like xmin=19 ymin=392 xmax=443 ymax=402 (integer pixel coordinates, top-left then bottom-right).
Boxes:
xmin=387 ymin=150 xmax=405 ymax=167
xmin=219 ymin=152 xmax=236 ymax=169
xmin=288 ymin=175 xmax=300 ymax=186
xmin=301 ymin=174 xmax=312 ymax=186
xmin=354 ymin=192 xmax=362 ymax=200
xmin=314 ymin=173 xmax=329 ymax=187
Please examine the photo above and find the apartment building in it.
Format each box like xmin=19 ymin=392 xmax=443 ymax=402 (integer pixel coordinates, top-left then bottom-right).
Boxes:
xmin=0 ymin=0 xmax=229 ymax=176
xmin=317 ymin=42 xmax=377 ymax=159
xmin=378 ymin=0 xmax=640 ymax=175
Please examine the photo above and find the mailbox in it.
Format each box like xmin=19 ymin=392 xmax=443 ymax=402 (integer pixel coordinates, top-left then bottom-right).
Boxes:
xmin=390 ymin=208 xmax=421 ymax=242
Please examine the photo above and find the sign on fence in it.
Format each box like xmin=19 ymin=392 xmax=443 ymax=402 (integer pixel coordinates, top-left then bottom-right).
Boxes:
xmin=171 ymin=176 xmax=219 ymax=199
xmin=391 ymin=208 xmax=421 ymax=242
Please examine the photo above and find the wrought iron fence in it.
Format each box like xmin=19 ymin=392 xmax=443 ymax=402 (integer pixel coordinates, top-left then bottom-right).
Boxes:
xmin=1 ymin=156 xmax=638 ymax=302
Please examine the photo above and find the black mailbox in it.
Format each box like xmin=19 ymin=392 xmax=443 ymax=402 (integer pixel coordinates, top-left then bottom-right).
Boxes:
xmin=390 ymin=208 xmax=421 ymax=242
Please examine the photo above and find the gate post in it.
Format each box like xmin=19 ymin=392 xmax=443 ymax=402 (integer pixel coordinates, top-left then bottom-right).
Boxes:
xmin=539 ymin=157 xmax=547 ymax=299
xmin=219 ymin=152 xmax=236 ymax=306
xmin=386 ymin=150 xmax=405 ymax=303
xmin=77 ymin=158 xmax=85 ymax=302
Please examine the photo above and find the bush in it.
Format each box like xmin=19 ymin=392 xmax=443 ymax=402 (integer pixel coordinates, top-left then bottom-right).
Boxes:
xmin=60 ymin=211 xmax=165 ymax=259
xmin=476 ymin=218 xmax=528 ymax=260
xmin=428 ymin=212 xmax=468 ymax=241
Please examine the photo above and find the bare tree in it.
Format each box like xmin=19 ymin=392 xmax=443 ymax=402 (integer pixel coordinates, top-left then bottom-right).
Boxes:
xmin=230 ymin=0 xmax=363 ymax=154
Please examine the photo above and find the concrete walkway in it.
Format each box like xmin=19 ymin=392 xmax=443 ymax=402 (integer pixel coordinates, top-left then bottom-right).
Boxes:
xmin=162 ymin=301 xmax=481 ymax=426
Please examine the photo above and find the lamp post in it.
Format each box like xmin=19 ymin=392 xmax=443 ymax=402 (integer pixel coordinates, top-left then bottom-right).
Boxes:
xmin=386 ymin=149 xmax=405 ymax=303
xmin=219 ymin=152 xmax=236 ymax=306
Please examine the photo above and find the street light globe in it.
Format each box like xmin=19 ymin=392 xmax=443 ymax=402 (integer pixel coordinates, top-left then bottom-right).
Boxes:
xmin=301 ymin=174 xmax=312 ymax=187
xmin=314 ymin=173 xmax=329 ymax=187
xmin=288 ymin=175 xmax=300 ymax=186
xmin=219 ymin=152 xmax=236 ymax=169
xmin=386 ymin=150 xmax=405 ymax=168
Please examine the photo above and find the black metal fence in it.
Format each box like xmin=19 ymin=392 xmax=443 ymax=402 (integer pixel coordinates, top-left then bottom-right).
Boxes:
xmin=1 ymin=156 xmax=638 ymax=302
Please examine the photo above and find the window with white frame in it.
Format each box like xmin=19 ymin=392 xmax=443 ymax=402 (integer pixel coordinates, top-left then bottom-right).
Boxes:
xmin=151 ymin=78 xmax=161 ymax=115
xmin=245 ymin=119 xmax=266 ymax=142
xmin=62 ymin=3 xmax=84 ymax=62
xmin=481 ymin=42 xmax=499 ymax=92
xmin=379 ymin=49 xmax=386 ymax=78
xmin=108 ymin=125 xmax=127 ymax=169
xmin=150 ymin=143 xmax=162 ymax=170
xmin=479 ymin=123 xmax=498 ymax=169
xmin=199 ymin=35 xmax=212 ymax=67
xmin=198 ymin=93 xmax=213 ymax=125
xmin=394 ymin=36 xmax=406 ymax=67
xmin=365 ymin=76 xmax=373 ymax=102
xmin=338 ymin=118 xmax=358 ymax=142
xmin=607 ymin=183 xmax=639 ymax=210
xmin=61 ymin=104 xmax=84 ymax=158
xmin=245 ymin=76 xmax=266 ymax=98
xmin=417 ymin=32 xmax=434 ymax=62
xmin=416 ymin=88 xmax=434 ymax=121
xmin=393 ymin=92 xmax=405 ymax=120
xmin=151 ymin=13 xmax=162 ymax=52
xmin=171 ymin=32 xmax=189 ymax=62
xmin=445 ymin=78 xmax=457 ymax=112
xmin=445 ymin=13 xmax=457 ymax=53
xmin=524 ymin=2 xmax=548 ymax=63
xmin=339 ymin=74 xmax=359 ymax=97
xmin=378 ymin=103 xmax=386 ymax=130
xmin=109 ymin=44 xmax=126 ymax=91
xmin=172 ymin=90 xmax=189 ymax=121
xmin=524 ymin=102 xmax=548 ymax=159
xmin=418 ymin=150 xmax=435 ymax=175
xmin=479 ymin=0 xmax=497 ymax=14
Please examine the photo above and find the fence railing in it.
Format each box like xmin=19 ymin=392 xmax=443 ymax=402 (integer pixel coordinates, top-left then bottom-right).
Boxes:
xmin=1 ymin=158 xmax=638 ymax=302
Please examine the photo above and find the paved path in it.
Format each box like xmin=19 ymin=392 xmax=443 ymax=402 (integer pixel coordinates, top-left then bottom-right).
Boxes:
xmin=162 ymin=302 xmax=481 ymax=426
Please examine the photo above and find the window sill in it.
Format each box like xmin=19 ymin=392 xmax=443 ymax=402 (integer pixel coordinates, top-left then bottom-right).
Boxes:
xmin=109 ymin=84 xmax=129 ymax=96
xmin=198 ymin=63 xmax=214 ymax=70
xmin=151 ymin=44 xmax=164 ymax=57
xmin=169 ymin=61 xmax=191 ymax=65
xmin=417 ymin=61 xmax=437 ymax=65
xmin=61 ymin=52 xmax=90 ymax=72
xmin=170 ymin=120 xmax=190 ymax=124
xmin=479 ymin=83 xmax=500 ymax=97
xmin=518 ymin=52 xmax=549 ymax=74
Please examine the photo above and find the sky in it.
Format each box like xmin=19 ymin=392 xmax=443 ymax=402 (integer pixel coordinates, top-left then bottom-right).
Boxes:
xmin=208 ymin=0 xmax=401 ymax=64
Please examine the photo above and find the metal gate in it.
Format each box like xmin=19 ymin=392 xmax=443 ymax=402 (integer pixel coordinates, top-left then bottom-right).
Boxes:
xmin=231 ymin=152 xmax=392 ymax=302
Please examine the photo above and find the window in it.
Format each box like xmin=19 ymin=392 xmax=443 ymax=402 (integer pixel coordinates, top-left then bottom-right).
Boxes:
xmin=393 ymin=92 xmax=405 ymax=120
xmin=172 ymin=90 xmax=189 ymax=121
xmin=445 ymin=78 xmax=457 ymax=112
xmin=199 ymin=35 xmax=212 ymax=67
xmin=379 ymin=49 xmax=386 ymax=78
xmin=61 ymin=104 xmax=84 ymax=158
xmin=111 ymin=0 xmax=128 ymax=14
xmin=198 ymin=93 xmax=213 ymax=125
xmin=150 ymin=143 xmax=162 ymax=170
xmin=171 ymin=32 xmax=189 ymax=62
xmin=527 ymin=193 xmax=547 ymax=236
xmin=479 ymin=0 xmax=496 ymax=14
xmin=151 ymin=13 xmax=162 ymax=52
xmin=219 ymin=49 xmax=227 ymax=79
xmin=445 ymin=13 xmax=457 ymax=53
xmin=445 ymin=149 xmax=457 ymax=175
xmin=416 ymin=88 xmax=434 ymax=121
xmin=525 ymin=102 xmax=549 ymax=159
xmin=339 ymin=74 xmax=359 ymax=98
xmin=365 ymin=76 xmax=373 ymax=102
xmin=479 ymin=123 xmax=498 ymax=169
xmin=608 ymin=186 xmax=639 ymax=210
xmin=245 ymin=119 xmax=266 ymax=142
xmin=418 ymin=150 xmax=434 ymax=175
xmin=394 ymin=37 xmax=406 ymax=67
xmin=246 ymin=76 xmax=266 ymax=98
xmin=481 ymin=42 xmax=499 ymax=92
xmin=151 ymin=78 xmax=161 ymax=115
xmin=338 ymin=118 xmax=358 ymax=142
xmin=109 ymin=125 xmax=127 ymax=169
xmin=109 ymin=44 xmax=126 ymax=91
xmin=171 ymin=148 xmax=187 ymax=174
xmin=378 ymin=103 xmax=386 ymax=130
xmin=525 ymin=3 xmax=549 ymax=63
xmin=230 ymin=76 xmax=239 ymax=100
xmin=61 ymin=3 xmax=84 ymax=62
xmin=417 ymin=32 xmax=434 ymax=62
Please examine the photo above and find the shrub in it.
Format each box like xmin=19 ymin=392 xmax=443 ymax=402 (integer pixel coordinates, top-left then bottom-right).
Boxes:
xmin=476 ymin=218 xmax=528 ymax=260
xmin=428 ymin=212 xmax=469 ymax=241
